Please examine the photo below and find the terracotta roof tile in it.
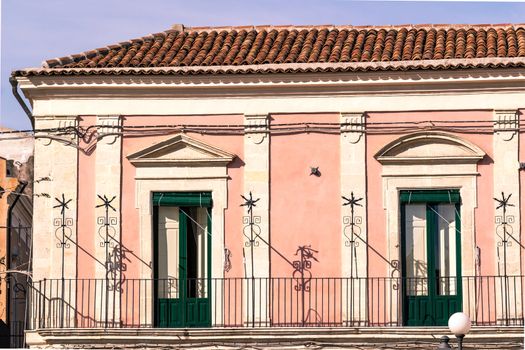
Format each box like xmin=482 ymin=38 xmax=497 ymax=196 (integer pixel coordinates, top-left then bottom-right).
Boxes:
xmin=13 ymin=23 xmax=525 ymax=77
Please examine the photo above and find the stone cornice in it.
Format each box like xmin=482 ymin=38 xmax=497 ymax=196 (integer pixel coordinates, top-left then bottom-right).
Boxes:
xmin=16 ymin=68 xmax=525 ymax=101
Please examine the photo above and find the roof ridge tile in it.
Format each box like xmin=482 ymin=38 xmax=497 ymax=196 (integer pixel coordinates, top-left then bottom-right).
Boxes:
xmin=34 ymin=23 xmax=525 ymax=71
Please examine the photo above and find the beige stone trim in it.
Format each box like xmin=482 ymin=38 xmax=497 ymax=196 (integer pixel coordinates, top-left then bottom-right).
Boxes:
xmin=16 ymin=67 xmax=525 ymax=96
xmin=27 ymin=91 xmax=525 ymax=118
xmin=94 ymin=115 xmax=122 ymax=326
xmin=493 ymin=109 xmax=522 ymax=323
xmin=243 ymin=114 xmax=270 ymax=325
xmin=16 ymin=66 xmax=525 ymax=119
xmin=340 ymin=112 xmax=367 ymax=325
xmin=33 ymin=116 xmax=78 ymax=281
xmin=25 ymin=326 xmax=525 ymax=349
xmin=32 ymin=116 xmax=78 ymax=328
xmin=127 ymin=133 xmax=235 ymax=166
xmin=131 ymin=134 xmax=234 ymax=326
xmin=376 ymin=132 xmax=485 ymax=165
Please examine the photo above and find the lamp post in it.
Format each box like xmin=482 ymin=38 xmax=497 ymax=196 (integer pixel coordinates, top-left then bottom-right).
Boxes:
xmin=446 ymin=312 xmax=472 ymax=350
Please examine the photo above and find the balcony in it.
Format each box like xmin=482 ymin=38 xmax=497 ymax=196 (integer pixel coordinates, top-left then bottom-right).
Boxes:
xmin=28 ymin=276 xmax=524 ymax=329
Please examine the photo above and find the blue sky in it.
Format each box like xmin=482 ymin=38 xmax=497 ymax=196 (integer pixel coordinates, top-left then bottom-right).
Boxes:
xmin=1 ymin=0 xmax=524 ymax=130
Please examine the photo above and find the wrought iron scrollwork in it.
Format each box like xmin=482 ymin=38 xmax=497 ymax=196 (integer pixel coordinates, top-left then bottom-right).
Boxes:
xmin=241 ymin=192 xmax=261 ymax=248
xmin=390 ymin=259 xmax=400 ymax=290
xmin=292 ymin=245 xmax=319 ymax=326
xmin=243 ymin=216 xmax=261 ymax=247
xmin=97 ymin=195 xmax=117 ymax=248
xmin=343 ymin=216 xmax=362 ymax=248
xmin=241 ymin=191 xmax=261 ymax=328
xmin=53 ymin=193 xmax=73 ymax=328
xmin=342 ymin=192 xmax=363 ymax=281
xmin=342 ymin=192 xmax=363 ymax=247
xmin=494 ymin=191 xmax=514 ymax=326
xmin=241 ymin=191 xmax=261 ymax=260
xmin=54 ymin=194 xmax=73 ymax=276
xmin=96 ymin=194 xmax=120 ymax=292
xmin=292 ymin=245 xmax=318 ymax=292
xmin=495 ymin=192 xmax=514 ymax=255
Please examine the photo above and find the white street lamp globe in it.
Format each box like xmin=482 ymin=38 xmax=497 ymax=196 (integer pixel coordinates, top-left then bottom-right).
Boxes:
xmin=448 ymin=312 xmax=471 ymax=336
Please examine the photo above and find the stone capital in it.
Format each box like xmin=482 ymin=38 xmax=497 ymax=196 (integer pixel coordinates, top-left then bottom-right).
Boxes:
xmin=244 ymin=114 xmax=269 ymax=144
xmin=35 ymin=116 xmax=78 ymax=145
xmin=97 ymin=115 xmax=122 ymax=145
xmin=341 ymin=112 xmax=366 ymax=144
xmin=494 ymin=110 xmax=518 ymax=134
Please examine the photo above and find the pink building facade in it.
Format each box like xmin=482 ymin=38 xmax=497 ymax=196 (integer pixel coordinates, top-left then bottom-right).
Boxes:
xmin=12 ymin=23 xmax=525 ymax=347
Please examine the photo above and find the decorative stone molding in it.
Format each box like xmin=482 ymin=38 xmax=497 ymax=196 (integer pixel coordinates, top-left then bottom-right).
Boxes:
xmin=244 ymin=114 xmax=269 ymax=144
xmin=128 ymin=133 xmax=235 ymax=167
xmin=130 ymin=134 xmax=235 ymax=325
xmin=97 ymin=115 xmax=121 ymax=145
xmin=34 ymin=116 xmax=78 ymax=146
xmin=376 ymin=132 xmax=485 ymax=165
xmin=341 ymin=113 xmax=366 ymax=144
xmin=494 ymin=110 xmax=519 ymax=135
xmin=24 ymin=326 xmax=525 ymax=349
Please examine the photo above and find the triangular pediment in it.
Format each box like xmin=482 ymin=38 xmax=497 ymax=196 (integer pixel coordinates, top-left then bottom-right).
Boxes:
xmin=375 ymin=132 xmax=485 ymax=165
xmin=127 ymin=134 xmax=235 ymax=166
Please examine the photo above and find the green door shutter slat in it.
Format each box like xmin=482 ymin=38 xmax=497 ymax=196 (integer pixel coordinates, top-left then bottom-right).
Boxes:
xmin=400 ymin=190 xmax=460 ymax=204
xmin=153 ymin=192 xmax=212 ymax=207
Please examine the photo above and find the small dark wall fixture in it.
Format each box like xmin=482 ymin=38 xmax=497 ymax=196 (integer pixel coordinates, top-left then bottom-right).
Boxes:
xmin=310 ymin=167 xmax=321 ymax=177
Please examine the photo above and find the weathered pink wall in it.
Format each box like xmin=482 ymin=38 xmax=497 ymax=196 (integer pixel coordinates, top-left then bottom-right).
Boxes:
xmin=366 ymin=111 xmax=495 ymax=278
xmin=120 ymin=115 xmax=244 ymax=280
xmin=72 ymin=110 xmax=524 ymax=327
xmin=75 ymin=111 xmax=507 ymax=283
xmin=270 ymin=113 xmax=341 ymax=279
xmin=518 ymin=109 xmax=525 ymax=274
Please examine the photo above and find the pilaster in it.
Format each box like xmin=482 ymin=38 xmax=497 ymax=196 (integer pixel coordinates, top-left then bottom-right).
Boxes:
xmin=243 ymin=114 xmax=270 ymax=325
xmin=32 ymin=116 xmax=78 ymax=327
xmin=340 ymin=112 xmax=368 ymax=325
xmin=493 ymin=109 xmax=522 ymax=323
xmin=94 ymin=115 xmax=122 ymax=326
xmin=33 ymin=116 xmax=78 ymax=282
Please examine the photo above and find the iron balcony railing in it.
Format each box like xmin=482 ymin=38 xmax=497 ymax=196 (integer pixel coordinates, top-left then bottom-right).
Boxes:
xmin=28 ymin=275 xmax=524 ymax=329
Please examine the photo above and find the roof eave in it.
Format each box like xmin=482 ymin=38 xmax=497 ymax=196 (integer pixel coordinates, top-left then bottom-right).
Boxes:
xmin=12 ymin=57 xmax=525 ymax=78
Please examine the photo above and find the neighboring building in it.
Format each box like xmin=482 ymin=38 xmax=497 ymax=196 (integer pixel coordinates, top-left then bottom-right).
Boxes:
xmin=0 ymin=130 xmax=33 ymax=347
xmin=0 ymin=157 xmax=19 ymax=347
xmin=11 ymin=23 xmax=525 ymax=348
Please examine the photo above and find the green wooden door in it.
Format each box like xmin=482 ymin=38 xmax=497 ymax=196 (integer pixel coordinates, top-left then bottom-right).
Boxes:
xmin=401 ymin=190 xmax=462 ymax=326
xmin=154 ymin=192 xmax=212 ymax=328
